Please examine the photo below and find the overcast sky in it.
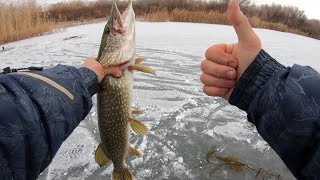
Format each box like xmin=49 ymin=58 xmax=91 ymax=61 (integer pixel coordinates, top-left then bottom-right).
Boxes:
xmin=33 ymin=0 xmax=320 ymax=20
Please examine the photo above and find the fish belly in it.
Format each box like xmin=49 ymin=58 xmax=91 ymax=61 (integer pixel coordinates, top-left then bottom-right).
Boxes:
xmin=97 ymin=70 xmax=133 ymax=168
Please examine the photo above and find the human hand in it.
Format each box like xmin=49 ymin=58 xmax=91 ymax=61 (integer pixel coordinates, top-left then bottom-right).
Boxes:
xmin=201 ymin=0 xmax=262 ymax=100
xmin=82 ymin=58 xmax=122 ymax=83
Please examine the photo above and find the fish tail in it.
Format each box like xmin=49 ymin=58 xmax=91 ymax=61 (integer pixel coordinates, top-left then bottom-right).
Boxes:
xmin=112 ymin=167 xmax=133 ymax=180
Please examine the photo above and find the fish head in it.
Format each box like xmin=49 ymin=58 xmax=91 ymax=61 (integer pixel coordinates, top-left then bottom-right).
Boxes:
xmin=98 ymin=0 xmax=136 ymax=70
xmin=106 ymin=1 xmax=124 ymax=35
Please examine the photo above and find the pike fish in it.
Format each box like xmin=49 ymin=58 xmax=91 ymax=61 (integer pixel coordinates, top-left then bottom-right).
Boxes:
xmin=94 ymin=1 xmax=155 ymax=180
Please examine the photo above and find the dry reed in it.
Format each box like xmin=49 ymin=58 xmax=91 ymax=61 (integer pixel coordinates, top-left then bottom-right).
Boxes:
xmin=146 ymin=9 xmax=169 ymax=22
xmin=170 ymin=9 xmax=228 ymax=25
xmin=249 ymin=16 xmax=308 ymax=36
xmin=0 ymin=0 xmax=53 ymax=44
xmin=146 ymin=9 xmax=308 ymax=37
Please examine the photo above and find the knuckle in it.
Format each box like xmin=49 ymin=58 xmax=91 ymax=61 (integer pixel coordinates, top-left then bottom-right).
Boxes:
xmin=200 ymin=73 xmax=206 ymax=84
xmin=200 ymin=60 xmax=207 ymax=72
xmin=205 ymin=48 xmax=212 ymax=59
xmin=203 ymin=86 xmax=217 ymax=97
xmin=203 ymin=86 xmax=212 ymax=96
xmin=205 ymin=46 xmax=217 ymax=60
xmin=203 ymin=86 xmax=211 ymax=96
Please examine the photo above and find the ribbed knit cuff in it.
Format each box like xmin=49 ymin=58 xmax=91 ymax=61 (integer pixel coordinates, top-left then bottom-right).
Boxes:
xmin=229 ymin=49 xmax=286 ymax=111
xmin=79 ymin=67 xmax=99 ymax=97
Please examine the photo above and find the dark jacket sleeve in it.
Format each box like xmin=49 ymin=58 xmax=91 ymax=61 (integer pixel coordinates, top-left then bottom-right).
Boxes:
xmin=229 ymin=50 xmax=320 ymax=180
xmin=0 ymin=64 xmax=99 ymax=180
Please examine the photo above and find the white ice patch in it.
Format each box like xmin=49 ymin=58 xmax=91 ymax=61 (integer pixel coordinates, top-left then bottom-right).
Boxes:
xmin=253 ymin=140 xmax=271 ymax=151
xmin=130 ymin=158 xmax=143 ymax=168
xmin=212 ymin=122 xmax=255 ymax=142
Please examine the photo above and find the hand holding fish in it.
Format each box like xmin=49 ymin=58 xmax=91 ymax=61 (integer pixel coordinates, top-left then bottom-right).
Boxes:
xmin=83 ymin=58 xmax=123 ymax=82
xmin=201 ymin=0 xmax=261 ymax=99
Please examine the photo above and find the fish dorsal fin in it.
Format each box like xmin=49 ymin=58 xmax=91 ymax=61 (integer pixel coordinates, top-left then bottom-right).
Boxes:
xmin=95 ymin=143 xmax=110 ymax=167
xmin=129 ymin=146 xmax=143 ymax=157
xmin=129 ymin=118 xmax=149 ymax=135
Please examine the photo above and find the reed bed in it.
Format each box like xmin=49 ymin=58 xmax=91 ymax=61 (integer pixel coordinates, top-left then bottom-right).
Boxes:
xmin=146 ymin=9 xmax=308 ymax=37
xmin=0 ymin=0 xmax=52 ymax=44
xmin=42 ymin=0 xmax=320 ymax=40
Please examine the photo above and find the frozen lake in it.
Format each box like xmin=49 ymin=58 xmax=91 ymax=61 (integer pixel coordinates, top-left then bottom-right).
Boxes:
xmin=1 ymin=22 xmax=320 ymax=179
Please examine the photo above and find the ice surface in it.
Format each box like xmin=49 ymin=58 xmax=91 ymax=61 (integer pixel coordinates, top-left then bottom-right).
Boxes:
xmin=1 ymin=22 xmax=318 ymax=179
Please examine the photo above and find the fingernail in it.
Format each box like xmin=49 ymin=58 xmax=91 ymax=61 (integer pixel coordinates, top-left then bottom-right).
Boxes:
xmin=226 ymin=71 xmax=236 ymax=79
xmin=228 ymin=61 xmax=237 ymax=68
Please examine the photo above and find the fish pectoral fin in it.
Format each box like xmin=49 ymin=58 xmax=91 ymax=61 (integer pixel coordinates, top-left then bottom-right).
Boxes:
xmin=129 ymin=118 xmax=149 ymax=135
xmin=113 ymin=167 xmax=133 ymax=180
xmin=129 ymin=65 xmax=156 ymax=75
xmin=132 ymin=110 xmax=144 ymax=115
xmin=95 ymin=143 xmax=110 ymax=167
xmin=129 ymin=146 xmax=143 ymax=157
xmin=135 ymin=57 xmax=144 ymax=65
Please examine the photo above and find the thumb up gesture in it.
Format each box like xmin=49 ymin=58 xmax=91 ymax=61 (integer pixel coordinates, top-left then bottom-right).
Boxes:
xmin=201 ymin=0 xmax=261 ymax=99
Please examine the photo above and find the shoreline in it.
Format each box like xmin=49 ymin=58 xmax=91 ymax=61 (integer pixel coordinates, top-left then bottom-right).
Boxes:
xmin=1 ymin=17 xmax=317 ymax=47
xmin=1 ymin=18 xmax=150 ymax=46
